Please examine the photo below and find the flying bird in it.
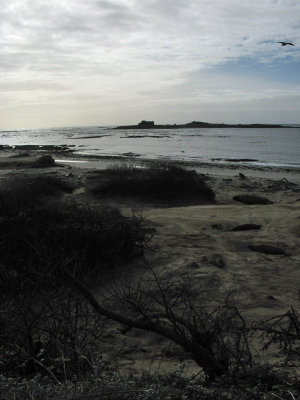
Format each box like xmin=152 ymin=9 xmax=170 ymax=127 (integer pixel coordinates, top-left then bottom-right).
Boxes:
xmin=277 ymin=41 xmax=295 ymax=46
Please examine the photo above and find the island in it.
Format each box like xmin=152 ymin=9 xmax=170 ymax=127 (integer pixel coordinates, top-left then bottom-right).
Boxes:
xmin=114 ymin=120 xmax=286 ymax=129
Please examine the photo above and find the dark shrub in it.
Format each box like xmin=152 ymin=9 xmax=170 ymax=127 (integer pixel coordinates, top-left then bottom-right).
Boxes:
xmin=0 ymin=182 xmax=150 ymax=379
xmin=0 ymin=371 xmax=208 ymax=400
xmin=0 ymin=172 xmax=150 ymax=288
xmin=0 ymin=198 xmax=148 ymax=379
xmin=0 ymin=200 xmax=149 ymax=288
xmin=0 ymin=284 xmax=105 ymax=380
xmin=33 ymin=155 xmax=55 ymax=167
xmin=0 ymin=174 xmax=74 ymax=215
xmin=91 ymin=163 xmax=215 ymax=204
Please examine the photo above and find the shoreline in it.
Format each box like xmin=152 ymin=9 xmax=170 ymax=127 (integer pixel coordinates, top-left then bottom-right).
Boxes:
xmin=52 ymin=148 xmax=300 ymax=184
xmin=55 ymin=156 xmax=300 ymax=183
xmin=0 ymin=144 xmax=299 ymax=183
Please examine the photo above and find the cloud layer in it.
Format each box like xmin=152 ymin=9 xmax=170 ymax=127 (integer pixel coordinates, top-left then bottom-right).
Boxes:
xmin=1 ymin=0 xmax=300 ymax=128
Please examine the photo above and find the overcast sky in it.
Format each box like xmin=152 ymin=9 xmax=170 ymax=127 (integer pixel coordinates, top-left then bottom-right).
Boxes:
xmin=1 ymin=0 xmax=300 ymax=129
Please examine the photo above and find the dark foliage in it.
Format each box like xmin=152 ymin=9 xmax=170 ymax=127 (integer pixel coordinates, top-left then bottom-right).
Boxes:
xmin=32 ymin=155 xmax=55 ymax=167
xmin=0 ymin=201 xmax=149 ymax=288
xmin=0 ymin=177 xmax=150 ymax=380
xmin=0 ymin=174 xmax=74 ymax=215
xmin=0 ymin=371 xmax=207 ymax=400
xmin=91 ymin=163 xmax=215 ymax=204
xmin=1 ymin=367 xmax=299 ymax=400
xmin=0 ymin=285 xmax=105 ymax=380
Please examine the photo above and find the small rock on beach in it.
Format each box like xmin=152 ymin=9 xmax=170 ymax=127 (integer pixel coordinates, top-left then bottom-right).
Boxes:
xmin=248 ymin=244 xmax=288 ymax=255
xmin=231 ymin=224 xmax=261 ymax=231
xmin=233 ymin=194 xmax=273 ymax=205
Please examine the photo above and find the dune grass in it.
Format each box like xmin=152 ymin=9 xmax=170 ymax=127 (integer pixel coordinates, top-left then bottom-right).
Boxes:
xmin=0 ymin=173 xmax=151 ymax=379
xmin=91 ymin=163 xmax=215 ymax=204
xmin=0 ymin=174 xmax=150 ymax=284
xmin=0 ymin=174 xmax=74 ymax=215
xmin=1 ymin=366 xmax=297 ymax=400
xmin=0 ymin=201 xmax=148 ymax=287
xmin=32 ymin=154 xmax=56 ymax=167
xmin=0 ymin=371 xmax=207 ymax=400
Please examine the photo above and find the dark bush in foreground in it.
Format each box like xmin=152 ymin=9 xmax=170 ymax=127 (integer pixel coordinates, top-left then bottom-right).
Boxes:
xmin=0 ymin=286 xmax=105 ymax=380
xmin=91 ymin=163 xmax=215 ymax=204
xmin=0 ymin=371 xmax=207 ymax=400
xmin=0 ymin=196 xmax=150 ymax=379
xmin=0 ymin=200 xmax=149 ymax=286
xmin=1 ymin=368 xmax=298 ymax=400
xmin=0 ymin=174 xmax=74 ymax=215
xmin=0 ymin=174 xmax=150 ymax=287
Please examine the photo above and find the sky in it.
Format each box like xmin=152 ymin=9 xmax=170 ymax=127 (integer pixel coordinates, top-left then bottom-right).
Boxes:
xmin=1 ymin=0 xmax=300 ymax=129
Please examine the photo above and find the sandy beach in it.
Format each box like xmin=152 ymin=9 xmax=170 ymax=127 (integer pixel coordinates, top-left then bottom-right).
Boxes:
xmin=0 ymin=147 xmax=299 ymax=375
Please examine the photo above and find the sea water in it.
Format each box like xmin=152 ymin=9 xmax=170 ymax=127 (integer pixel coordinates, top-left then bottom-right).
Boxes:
xmin=0 ymin=126 xmax=299 ymax=169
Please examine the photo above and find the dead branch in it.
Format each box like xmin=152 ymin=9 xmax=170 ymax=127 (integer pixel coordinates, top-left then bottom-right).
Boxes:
xmin=61 ymin=266 xmax=252 ymax=380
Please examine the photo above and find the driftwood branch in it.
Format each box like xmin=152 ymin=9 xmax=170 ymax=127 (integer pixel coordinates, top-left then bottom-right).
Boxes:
xmin=60 ymin=267 xmax=232 ymax=380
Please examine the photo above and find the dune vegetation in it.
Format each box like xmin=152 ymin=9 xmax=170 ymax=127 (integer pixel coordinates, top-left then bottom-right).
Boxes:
xmin=0 ymin=163 xmax=299 ymax=400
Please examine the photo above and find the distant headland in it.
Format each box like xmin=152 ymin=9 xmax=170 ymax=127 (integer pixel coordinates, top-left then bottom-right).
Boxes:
xmin=114 ymin=120 xmax=286 ymax=129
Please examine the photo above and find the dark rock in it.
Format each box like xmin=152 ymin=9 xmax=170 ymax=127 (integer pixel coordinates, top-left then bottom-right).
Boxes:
xmin=187 ymin=261 xmax=200 ymax=268
xmin=211 ymin=224 xmax=223 ymax=230
xmin=233 ymin=195 xmax=273 ymax=205
xmin=203 ymin=253 xmax=226 ymax=268
xmin=239 ymin=173 xmax=246 ymax=179
xmin=231 ymin=224 xmax=261 ymax=231
xmin=248 ymin=244 xmax=287 ymax=255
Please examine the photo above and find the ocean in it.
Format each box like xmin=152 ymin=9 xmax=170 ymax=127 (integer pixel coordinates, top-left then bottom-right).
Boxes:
xmin=1 ymin=126 xmax=300 ymax=169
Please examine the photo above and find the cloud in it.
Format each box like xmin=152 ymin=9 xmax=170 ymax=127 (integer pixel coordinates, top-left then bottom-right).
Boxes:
xmin=1 ymin=0 xmax=300 ymax=128
xmin=0 ymin=81 xmax=71 ymax=92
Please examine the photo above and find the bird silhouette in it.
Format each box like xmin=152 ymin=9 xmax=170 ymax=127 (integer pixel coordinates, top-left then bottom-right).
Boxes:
xmin=277 ymin=41 xmax=295 ymax=46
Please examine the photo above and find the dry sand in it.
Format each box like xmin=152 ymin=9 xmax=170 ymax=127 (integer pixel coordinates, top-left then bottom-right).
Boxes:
xmin=0 ymin=150 xmax=299 ymax=374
